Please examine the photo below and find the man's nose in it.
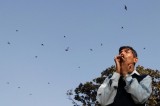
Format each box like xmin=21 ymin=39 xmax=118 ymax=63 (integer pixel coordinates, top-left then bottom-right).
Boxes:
xmin=120 ymin=52 xmax=125 ymax=56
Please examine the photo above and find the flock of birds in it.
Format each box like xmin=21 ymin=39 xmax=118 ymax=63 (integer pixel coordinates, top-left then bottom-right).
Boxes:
xmin=4 ymin=29 xmax=53 ymax=96
xmin=5 ymin=4 xmax=145 ymax=68
xmin=5 ymin=81 xmax=51 ymax=96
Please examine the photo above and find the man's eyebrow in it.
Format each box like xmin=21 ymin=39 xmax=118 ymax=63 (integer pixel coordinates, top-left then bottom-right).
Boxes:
xmin=126 ymin=48 xmax=131 ymax=51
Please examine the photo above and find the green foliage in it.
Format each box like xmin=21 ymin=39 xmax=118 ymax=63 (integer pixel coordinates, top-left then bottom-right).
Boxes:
xmin=67 ymin=65 xmax=160 ymax=106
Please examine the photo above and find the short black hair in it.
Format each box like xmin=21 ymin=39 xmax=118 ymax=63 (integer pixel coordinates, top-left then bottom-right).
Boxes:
xmin=119 ymin=46 xmax=138 ymax=57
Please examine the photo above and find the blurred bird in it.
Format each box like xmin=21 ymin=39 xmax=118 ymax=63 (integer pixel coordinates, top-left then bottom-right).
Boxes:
xmin=35 ymin=56 xmax=38 ymax=58
xmin=65 ymin=47 xmax=69 ymax=51
xmin=18 ymin=86 xmax=21 ymax=88
xmin=16 ymin=30 xmax=19 ymax=32
xmin=124 ymin=5 xmax=127 ymax=11
xmin=121 ymin=26 xmax=124 ymax=29
xmin=90 ymin=49 xmax=93 ymax=51
xmin=41 ymin=43 xmax=44 ymax=46
xmin=48 ymin=82 xmax=50 ymax=84
xmin=7 ymin=42 xmax=11 ymax=44
xmin=64 ymin=36 xmax=66 ymax=38
xmin=143 ymin=47 xmax=146 ymax=50
xmin=6 ymin=82 xmax=10 ymax=84
xmin=101 ymin=43 xmax=103 ymax=46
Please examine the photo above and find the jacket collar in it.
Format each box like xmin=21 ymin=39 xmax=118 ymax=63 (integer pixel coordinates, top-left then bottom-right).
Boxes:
xmin=130 ymin=70 xmax=140 ymax=76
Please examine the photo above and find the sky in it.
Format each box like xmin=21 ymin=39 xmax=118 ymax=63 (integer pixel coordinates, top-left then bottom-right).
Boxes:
xmin=0 ymin=0 xmax=160 ymax=106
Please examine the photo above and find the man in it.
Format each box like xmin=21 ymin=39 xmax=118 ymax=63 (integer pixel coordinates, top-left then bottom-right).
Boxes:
xmin=96 ymin=46 xmax=152 ymax=106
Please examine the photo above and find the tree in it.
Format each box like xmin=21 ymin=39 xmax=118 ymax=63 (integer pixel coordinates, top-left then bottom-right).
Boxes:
xmin=66 ymin=65 xmax=160 ymax=106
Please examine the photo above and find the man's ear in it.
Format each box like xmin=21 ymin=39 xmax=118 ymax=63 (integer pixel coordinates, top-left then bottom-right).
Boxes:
xmin=134 ymin=57 xmax=138 ymax=63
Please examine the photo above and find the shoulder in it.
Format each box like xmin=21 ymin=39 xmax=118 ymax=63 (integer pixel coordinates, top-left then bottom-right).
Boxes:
xmin=132 ymin=73 xmax=151 ymax=82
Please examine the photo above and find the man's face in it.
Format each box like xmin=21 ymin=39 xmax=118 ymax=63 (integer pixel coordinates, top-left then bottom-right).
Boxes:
xmin=119 ymin=48 xmax=138 ymax=65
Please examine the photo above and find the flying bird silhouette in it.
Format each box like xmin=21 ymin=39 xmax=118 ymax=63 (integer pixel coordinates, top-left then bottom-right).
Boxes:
xmin=90 ymin=49 xmax=93 ymax=51
xmin=124 ymin=5 xmax=127 ymax=11
xmin=65 ymin=47 xmax=69 ymax=51
xmin=7 ymin=42 xmax=11 ymax=44
xmin=29 ymin=93 xmax=32 ymax=96
xmin=41 ymin=43 xmax=44 ymax=46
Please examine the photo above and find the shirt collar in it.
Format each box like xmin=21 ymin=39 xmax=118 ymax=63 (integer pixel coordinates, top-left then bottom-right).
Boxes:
xmin=130 ymin=70 xmax=140 ymax=76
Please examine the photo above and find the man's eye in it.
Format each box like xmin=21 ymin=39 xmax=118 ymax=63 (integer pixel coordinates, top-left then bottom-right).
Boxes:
xmin=127 ymin=50 xmax=131 ymax=53
xmin=125 ymin=50 xmax=129 ymax=53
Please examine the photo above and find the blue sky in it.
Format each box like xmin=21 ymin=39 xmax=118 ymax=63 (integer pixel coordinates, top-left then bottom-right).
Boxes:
xmin=0 ymin=0 xmax=160 ymax=106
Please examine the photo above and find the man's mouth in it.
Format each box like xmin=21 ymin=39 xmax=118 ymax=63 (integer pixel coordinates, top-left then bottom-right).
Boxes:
xmin=120 ymin=55 xmax=125 ymax=61
xmin=121 ymin=56 xmax=124 ymax=59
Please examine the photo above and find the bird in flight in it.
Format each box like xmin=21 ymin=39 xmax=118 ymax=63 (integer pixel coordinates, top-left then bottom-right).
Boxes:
xmin=7 ymin=42 xmax=11 ymax=44
xmin=65 ymin=47 xmax=69 ymax=51
xmin=90 ymin=49 xmax=93 ymax=51
xmin=41 ymin=43 xmax=44 ymax=46
xmin=29 ymin=93 xmax=32 ymax=96
xmin=124 ymin=5 xmax=127 ymax=11
xmin=16 ymin=30 xmax=19 ymax=32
